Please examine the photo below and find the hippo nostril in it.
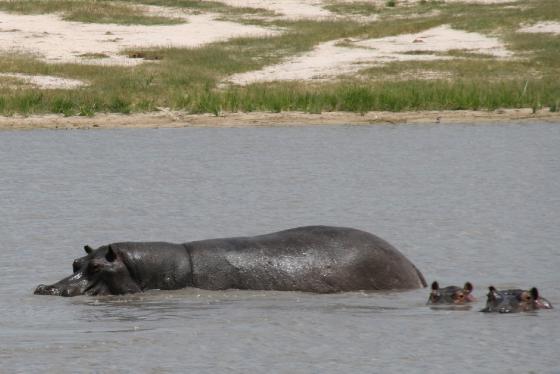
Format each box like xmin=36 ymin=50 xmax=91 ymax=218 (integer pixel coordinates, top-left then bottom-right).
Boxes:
xmin=34 ymin=284 xmax=63 ymax=296
xmin=34 ymin=284 xmax=47 ymax=294
xmin=35 ymin=284 xmax=55 ymax=295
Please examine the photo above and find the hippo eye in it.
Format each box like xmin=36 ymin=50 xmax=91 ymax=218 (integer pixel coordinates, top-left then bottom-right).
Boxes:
xmin=457 ymin=293 xmax=465 ymax=300
xmin=88 ymin=262 xmax=103 ymax=273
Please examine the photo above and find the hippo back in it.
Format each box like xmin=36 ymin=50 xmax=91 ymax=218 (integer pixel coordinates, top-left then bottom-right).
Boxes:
xmin=186 ymin=226 xmax=426 ymax=292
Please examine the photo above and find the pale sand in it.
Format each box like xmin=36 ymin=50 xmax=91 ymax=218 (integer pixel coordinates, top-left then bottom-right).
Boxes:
xmin=519 ymin=21 xmax=560 ymax=35
xmin=0 ymin=10 xmax=278 ymax=66
xmin=1 ymin=109 xmax=559 ymax=131
xmin=227 ymin=25 xmax=511 ymax=85
xmin=2 ymin=0 xmax=551 ymax=129
xmin=210 ymin=0 xmax=333 ymax=19
xmin=215 ymin=0 xmax=520 ymax=18
xmin=0 ymin=2 xmax=514 ymax=86
xmin=0 ymin=73 xmax=86 ymax=89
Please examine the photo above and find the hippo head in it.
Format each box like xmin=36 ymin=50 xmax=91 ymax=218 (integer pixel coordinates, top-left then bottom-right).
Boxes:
xmin=34 ymin=245 xmax=141 ymax=297
xmin=427 ymin=281 xmax=475 ymax=305
xmin=481 ymin=286 xmax=553 ymax=313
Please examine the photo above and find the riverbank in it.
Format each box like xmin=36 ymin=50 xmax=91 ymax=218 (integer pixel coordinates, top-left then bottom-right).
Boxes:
xmin=1 ymin=1 xmax=559 ymax=119
xmin=2 ymin=108 xmax=559 ymax=130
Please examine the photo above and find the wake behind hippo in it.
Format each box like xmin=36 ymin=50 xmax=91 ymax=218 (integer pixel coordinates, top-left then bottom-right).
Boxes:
xmin=35 ymin=226 xmax=427 ymax=297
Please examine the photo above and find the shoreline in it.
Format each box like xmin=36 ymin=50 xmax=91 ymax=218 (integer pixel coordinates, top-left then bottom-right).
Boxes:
xmin=1 ymin=108 xmax=560 ymax=130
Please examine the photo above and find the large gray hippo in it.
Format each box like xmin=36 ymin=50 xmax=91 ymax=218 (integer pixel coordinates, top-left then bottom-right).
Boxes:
xmin=34 ymin=226 xmax=427 ymax=297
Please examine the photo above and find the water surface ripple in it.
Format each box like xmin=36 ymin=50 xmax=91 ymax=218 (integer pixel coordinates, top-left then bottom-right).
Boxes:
xmin=1 ymin=124 xmax=559 ymax=372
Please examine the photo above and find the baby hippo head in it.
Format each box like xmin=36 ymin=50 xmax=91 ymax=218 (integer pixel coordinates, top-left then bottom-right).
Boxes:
xmin=427 ymin=281 xmax=475 ymax=305
xmin=481 ymin=286 xmax=553 ymax=313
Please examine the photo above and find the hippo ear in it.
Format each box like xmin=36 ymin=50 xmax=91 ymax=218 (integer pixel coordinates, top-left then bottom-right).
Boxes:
xmin=488 ymin=286 xmax=497 ymax=299
xmin=431 ymin=281 xmax=439 ymax=291
xmin=464 ymin=282 xmax=473 ymax=292
xmin=530 ymin=287 xmax=539 ymax=300
xmin=84 ymin=245 xmax=93 ymax=254
xmin=105 ymin=246 xmax=117 ymax=262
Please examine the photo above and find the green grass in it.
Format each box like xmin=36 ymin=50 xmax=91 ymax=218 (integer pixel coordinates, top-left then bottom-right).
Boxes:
xmin=0 ymin=0 xmax=559 ymax=116
xmin=118 ymin=0 xmax=276 ymax=16
xmin=323 ymin=2 xmax=378 ymax=16
xmin=0 ymin=0 xmax=185 ymax=25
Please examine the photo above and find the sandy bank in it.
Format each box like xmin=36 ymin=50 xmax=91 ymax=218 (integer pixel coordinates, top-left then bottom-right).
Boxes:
xmin=0 ymin=10 xmax=278 ymax=66
xmin=1 ymin=109 xmax=559 ymax=130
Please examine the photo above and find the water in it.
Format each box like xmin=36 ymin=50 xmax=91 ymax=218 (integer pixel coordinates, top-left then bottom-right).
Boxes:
xmin=1 ymin=123 xmax=559 ymax=373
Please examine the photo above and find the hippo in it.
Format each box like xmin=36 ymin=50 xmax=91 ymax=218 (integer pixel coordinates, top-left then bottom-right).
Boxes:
xmin=34 ymin=226 xmax=427 ymax=297
xmin=480 ymin=286 xmax=553 ymax=313
xmin=427 ymin=281 xmax=475 ymax=305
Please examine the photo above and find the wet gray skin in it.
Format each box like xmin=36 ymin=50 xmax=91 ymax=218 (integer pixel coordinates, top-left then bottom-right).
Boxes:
xmin=480 ymin=286 xmax=553 ymax=313
xmin=34 ymin=226 xmax=427 ymax=297
xmin=427 ymin=281 xmax=475 ymax=305
xmin=34 ymin=244 xmax=147 ymax=297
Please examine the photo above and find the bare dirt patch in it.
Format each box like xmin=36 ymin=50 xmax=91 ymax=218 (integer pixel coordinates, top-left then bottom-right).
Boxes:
xmin=0 ymin=73 xmax=86 ymax=89
xmin=210 ymin=0 xmax=333 ymax=19
xmin=0 ymin=10 xmax=278 ymax=65
xmin=227 ymin=25 xmax=511 ymax=85
xmin=214 ymin=0 xmax=519 ymax=18
xmin=1 ymin=108 xmax=558 ymax=131
xmin=519 ymin=21 xmax=560 ymax=35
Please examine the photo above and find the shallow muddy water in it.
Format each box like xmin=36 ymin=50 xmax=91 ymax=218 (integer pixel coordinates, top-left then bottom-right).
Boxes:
xmin=1 ymin=123 xmax=559 ymax=373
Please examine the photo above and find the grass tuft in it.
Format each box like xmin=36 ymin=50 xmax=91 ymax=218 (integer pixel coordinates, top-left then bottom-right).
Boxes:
xmin=51 ymin=96 xmax=75 ymax=116
xmin=108 ymin=97 xmax=131 ymax=114
xmin=0 ymin=0 xmax=185 ymax=25
xmin=323 ymin=2 xmax=378 ymax=16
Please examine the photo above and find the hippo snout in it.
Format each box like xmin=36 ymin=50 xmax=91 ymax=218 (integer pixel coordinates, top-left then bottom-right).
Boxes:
xmin=34 ymin=283 xmax=83 ymax=297
xmin=34 ymin=284 xmax=61 ymax=296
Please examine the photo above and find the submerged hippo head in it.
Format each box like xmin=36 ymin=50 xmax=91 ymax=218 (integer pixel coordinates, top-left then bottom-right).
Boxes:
xmin=34 ymin=245 xmax=141 ymax=297
xmin=480 ymin=286 xmax=553 ymax=313
xmin=427 ymin=281 xmax=475 ymax=305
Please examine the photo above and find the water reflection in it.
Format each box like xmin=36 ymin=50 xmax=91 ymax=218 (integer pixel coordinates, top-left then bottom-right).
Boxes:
xmin=428 ymin=305 xmax=473 ymax=312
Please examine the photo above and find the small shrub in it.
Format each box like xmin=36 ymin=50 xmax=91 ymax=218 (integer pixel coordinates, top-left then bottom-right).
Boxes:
xmin=386 ymin=0 xmax=396 ymax=7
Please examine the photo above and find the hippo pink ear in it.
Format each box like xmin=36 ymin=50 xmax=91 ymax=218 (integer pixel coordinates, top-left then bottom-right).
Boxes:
xmin=106 ymin=246 xmax=117 ymax=262
xmin=464 ymin=282 xmax=473 ymax=292
xmin=84 ymin=245 xmax=93 ymax=254
xmin=431 ymin=281 xmax=439 ymax=291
